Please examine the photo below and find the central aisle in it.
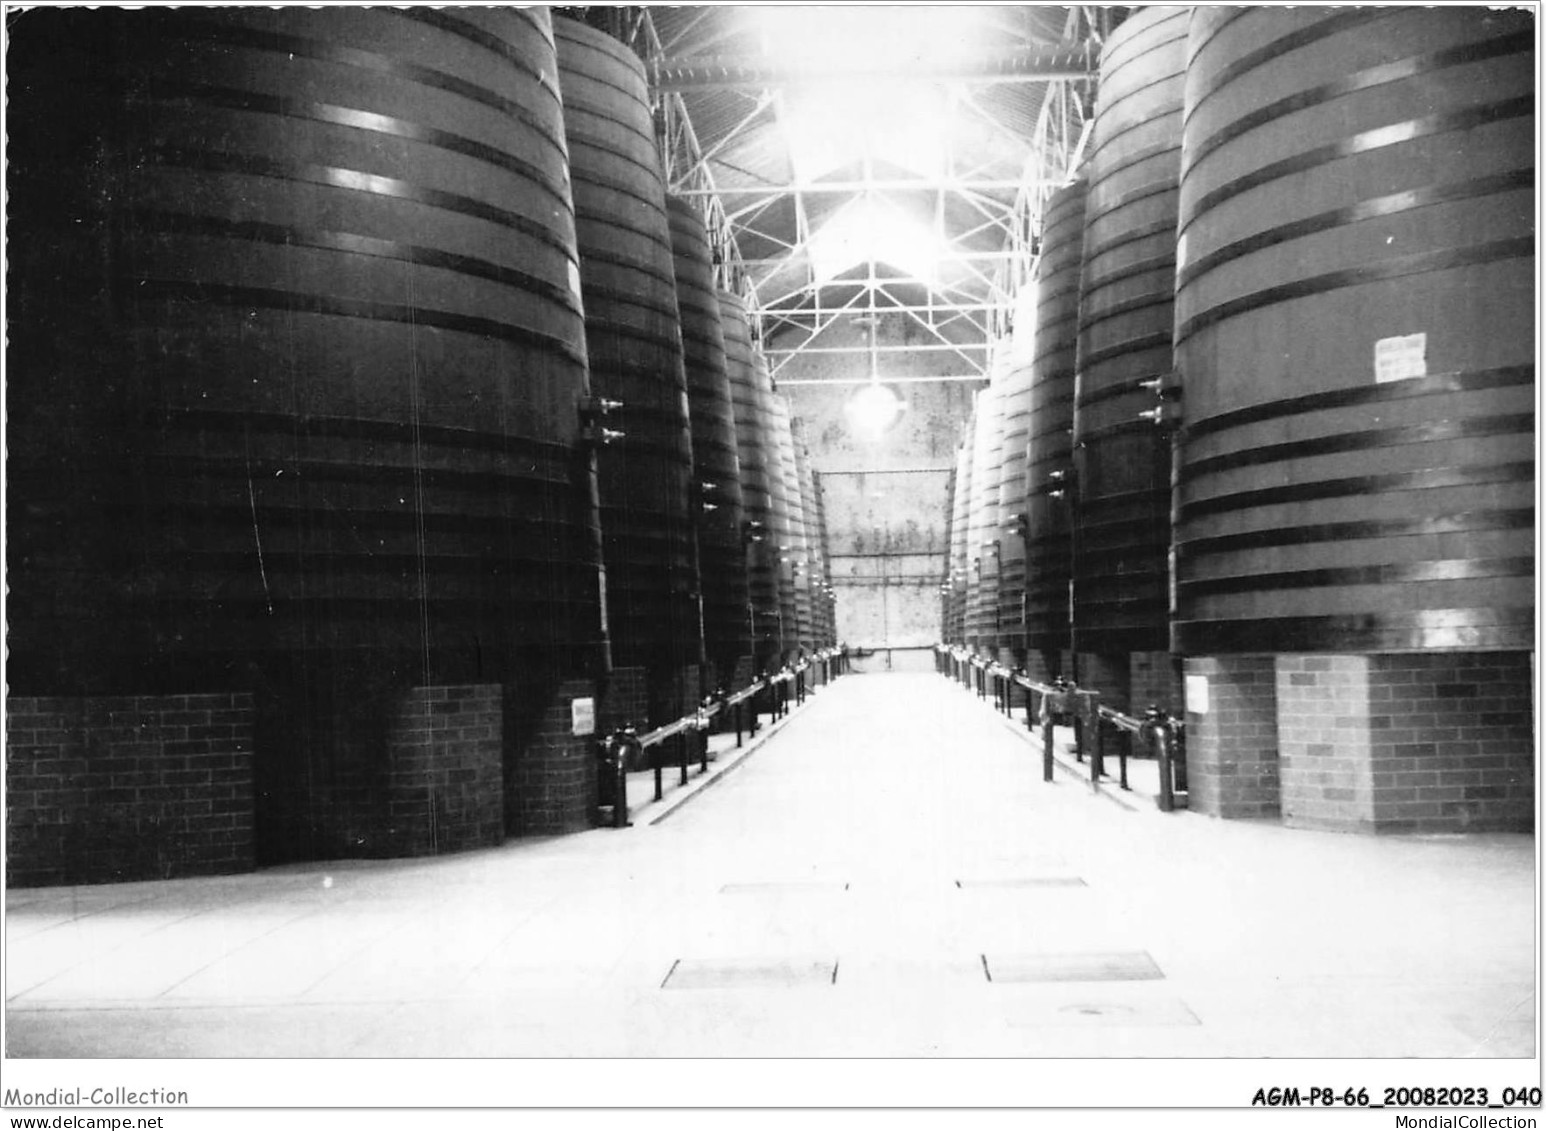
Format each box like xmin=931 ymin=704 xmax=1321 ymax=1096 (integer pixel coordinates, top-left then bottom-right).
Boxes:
xmin=368 ymin=670 xmax=1149 ymax=1058
xmin=6 ymin=672 xmax=1534 ymax=1065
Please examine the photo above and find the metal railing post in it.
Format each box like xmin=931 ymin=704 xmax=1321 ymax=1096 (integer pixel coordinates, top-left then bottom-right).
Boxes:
xmin=614 ymin=739 xmax=629 ymax=827
xmin=1143 ymin=707 xmax=1175 ymax=813
xmin=1083 ymin=691 xmax=1103 ymax=784
xmin=1155 ymin=723 xmax=1174 ymax=813
xmin=1041 ymin=696 xmax=1055 ymax=783
xmin=1087 ymin=714 xmax=1101 ymax=787
xmin=1173 ymin=721 xmax=1188 ymax=794
xmin=1118 ymin=718 xmax=1129 ymax=790
xmin=601 ymin=728 xmax=637 ymax=829
xmin=1076 ymin=689 xmax=1088 ymax=769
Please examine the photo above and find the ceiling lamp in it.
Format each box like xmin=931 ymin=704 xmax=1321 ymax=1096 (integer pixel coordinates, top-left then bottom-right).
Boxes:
xmin=846 ymin=382 xmax=906 ymax=441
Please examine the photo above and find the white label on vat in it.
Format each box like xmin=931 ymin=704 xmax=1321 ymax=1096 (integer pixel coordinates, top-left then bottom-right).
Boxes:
xmin=1374 ymin=333 xmax=1427 ymax=383
xmin=571 ymin=697 xmax=596 ymax=737
xmin=1184 ymin=675 xmax=1209 ymax=716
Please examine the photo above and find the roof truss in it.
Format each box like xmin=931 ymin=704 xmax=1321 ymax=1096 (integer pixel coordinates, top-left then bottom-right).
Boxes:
xmin=608 ymin=5 xmax=1107 ymax=361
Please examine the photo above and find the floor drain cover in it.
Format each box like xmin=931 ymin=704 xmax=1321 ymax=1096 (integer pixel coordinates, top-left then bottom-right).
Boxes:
xmin=719 ymin=881 xmax=849 ymax=894
xmin=956 ymin=878 xmax=1086 ymax=889
xmin=662 ymin=957 xmax=839 ymax=990
xmin=1008 ymin=998 xmax=1200 ymax=1028
xmin=983 ymin=951 xmax=1164 ymax=983
xmin=1063 ymin=1003 xmax=1132 ymax=1017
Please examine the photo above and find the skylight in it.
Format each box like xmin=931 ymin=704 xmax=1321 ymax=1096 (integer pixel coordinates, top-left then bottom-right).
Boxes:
xmin=754 ymin=6 xmax=987 ymax=76
xmin=755 ymin=6 xmax=994 ymax=288
xmin=780 ymin=83 xmax=950 ymax=183
xmin=806 ymin=196 xmax=949 ymax=287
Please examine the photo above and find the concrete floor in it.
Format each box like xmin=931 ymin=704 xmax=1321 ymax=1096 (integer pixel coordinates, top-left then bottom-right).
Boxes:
xmin=4 ymin=672 xmax=1537 ymax=1076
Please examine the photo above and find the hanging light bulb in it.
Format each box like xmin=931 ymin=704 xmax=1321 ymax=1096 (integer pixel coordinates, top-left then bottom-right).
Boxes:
xmin=846 ymin=382 xmax=905 ymax=440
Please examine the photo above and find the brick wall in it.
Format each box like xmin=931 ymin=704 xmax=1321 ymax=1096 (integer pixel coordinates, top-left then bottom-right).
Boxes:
xmin=1078 ymin=652 xmax=1130 ymax=711
xmin=1365 ymin=652 xmax=1532 ymax=833
xmin=1180 ymin=652 xmax=1534 ymax=833
xmin=600 ymin=666 xmax=649 ymax=735
xmin=997 ymin=647 xmax=1029 ymax=709
xmin=1277 ymin=656 xmax=1377 ymax=831
xmin=6 ymin=694 xmax=255 ymax=887
xmin=509 ymin=677 xmax=598 ymax=837
xmin=1131 ymin=651 xmax=1182 ymax=715
xmin=652 ymin=663 xmax=702 ymax=770
xmin=1184 ymin=656 xmax=1281 ymax=819
xmin=1023 ymin=648 xmax=1074 ymax=685
xmin=382 ymin=685 xmax=503 ymax=857
xmin=665 ymin=664 xmax=702 ymax=720
xmin=1276 ymin=652 xmax=1533 ymax=834
xmin=601 ymin=664 xmax=694 ymax=771
xmin=1023 ymin=649 xmax=1053 ymax=685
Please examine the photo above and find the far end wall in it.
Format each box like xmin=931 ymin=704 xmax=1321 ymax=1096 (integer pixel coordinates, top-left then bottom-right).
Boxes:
xmin=769 ymin=310 xmax=983 ymax=652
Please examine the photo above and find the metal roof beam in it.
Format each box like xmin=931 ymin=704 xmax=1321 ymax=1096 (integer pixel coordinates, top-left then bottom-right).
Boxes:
xmin=738 ymin=250 xmax=1021 ymax=266
xmin=654 ymin=47 xmax=1094 ymax=90
xmin=930 ymin=309 xmax=993 ymax=338
xmin=660 ymin=21 xmax=753 ymax=60
xmin=877 ymin=289 xmax=992 ymax=366
xmin=763 ymin=286 xmax=872 ymax=374
xmin=750 ymin=198 xmax=864 ymax=295
xmin=737 ymin=222 xmax=798 ymax=252
xmin=758 ymin=275 xmax=1004 ymax=322
xmin=678 ymin=179 xmax=1030 ymax=196
xmin=875 ymin=284 xmax=991 ymax=342
xmin=764 ymin=274 xmax=1000 ymax=294
xmin=670 ymin=91 xmax=777 ymax=191
xmin=777 ymin=374 xmax=989 ymax=386
xmin=726 ymin=192 xmax=788 ymax=222
xmin=763 ymin=343 xmax=989 ymax=356
xmin=956 ymin=87 xmax=1042 ymax=152
xmin=766 ymin=301 xmax=1003 ymax=315
xmin=657 ymin=8 xmax=714 ymax=53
